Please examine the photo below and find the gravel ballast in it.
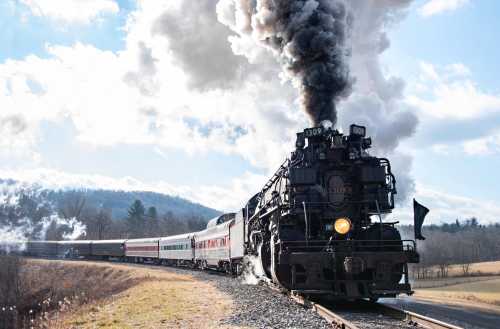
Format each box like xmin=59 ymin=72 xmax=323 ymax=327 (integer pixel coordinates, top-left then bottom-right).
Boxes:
xmin=195 ymin=272 xmax=332 ymax=329
xmin=155 ymin=266 xmax=420 ymax=329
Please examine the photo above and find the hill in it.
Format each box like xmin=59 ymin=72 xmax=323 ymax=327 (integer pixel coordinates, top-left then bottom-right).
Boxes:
xmin=0 ymin=178 xmax=221 ymax=220
xmin=47 ymin=189 xmax=220 ymax=220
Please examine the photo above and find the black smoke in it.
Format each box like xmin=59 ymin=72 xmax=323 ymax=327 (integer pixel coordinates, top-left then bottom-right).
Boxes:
xmin=218 ymin=0 xmax=353 ymax=126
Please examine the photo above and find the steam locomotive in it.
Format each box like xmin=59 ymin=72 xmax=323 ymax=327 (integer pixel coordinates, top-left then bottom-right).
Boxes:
xmin=243 ymin=121 xmax=422 ymax=300
xmin=2 ymin=123 xmax=426 ymax=301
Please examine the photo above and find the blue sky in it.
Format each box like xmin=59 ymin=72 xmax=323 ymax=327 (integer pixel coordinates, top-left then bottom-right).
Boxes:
xmin=385 ymin=0 xmax=500 ymax=203
xmin=0 ymin=0 xmax=134 ymax=61
xmin=387 ymin=1 xmax=500 ymax=90
xmin=0 ymin=0 xmax=499 ymax=223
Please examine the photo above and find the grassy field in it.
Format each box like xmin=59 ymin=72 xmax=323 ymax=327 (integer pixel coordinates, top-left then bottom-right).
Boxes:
xmin=447 ymin=261 xmax=500 ymax=276
xmin=15 ymin=260 xmax=237 ymax=329
xmin=413 ymin=261 xmax=500 ymax=288
xmin=415 ymin=278 xmax=500 ymax=308
xmin=60 ymin=263 xmax=235 ymax=329
xmin=414 ymin=261 xmax=500 ymax=310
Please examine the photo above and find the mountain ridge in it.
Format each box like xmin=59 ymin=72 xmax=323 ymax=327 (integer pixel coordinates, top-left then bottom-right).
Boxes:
xmin=0 ymin=178 xmax=221 ymax=220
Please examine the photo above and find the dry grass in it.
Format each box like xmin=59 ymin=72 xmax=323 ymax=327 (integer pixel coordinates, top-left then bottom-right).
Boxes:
xmin=447 ymin=261 xmax=500 ymax=277
xmin=1 ymin=257 xmax=141 ymax=328
xmin=415 ymin=277 xmax=500 ymax=312
xmin=412 ymin=261 xmax=500 ymax=313
xmin=412 ymin=275 xmax=500 ymax=289
xmin=417 ymin=261 xmax=500 ymax=280
xmin=23 ymin=258 xmax=141 ymax=302
xmin=48 ymin=262 xmax=236 ymax=329
xmin=413 ymin=261 xmax=500 ymax=288
xmin=2 ymin=259 xmax=237 ymax=328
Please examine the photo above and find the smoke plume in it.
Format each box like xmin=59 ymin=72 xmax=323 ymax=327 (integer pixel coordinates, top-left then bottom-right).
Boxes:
xmin=217 ymin=0 xmax=353 ymax=125
xmin=340 ymin=0 xmax=417 ymax=203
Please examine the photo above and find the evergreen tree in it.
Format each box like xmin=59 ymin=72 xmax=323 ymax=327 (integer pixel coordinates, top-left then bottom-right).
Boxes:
xmin=146 ymin=206 xmax=159 ymax=237
xmin=127 ymin=200 xmax=146 ymax=237
xmin=147 ymin=206 xmax=158 ymax=220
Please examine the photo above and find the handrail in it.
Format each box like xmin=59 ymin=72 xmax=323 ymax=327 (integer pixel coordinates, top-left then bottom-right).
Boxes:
xmin=281 ymin=239 xmax=417 ymax=253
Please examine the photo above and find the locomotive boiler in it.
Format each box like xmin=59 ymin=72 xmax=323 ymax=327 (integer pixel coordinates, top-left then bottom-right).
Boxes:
xmin=244 ymin=121 xmax=421 ymax=300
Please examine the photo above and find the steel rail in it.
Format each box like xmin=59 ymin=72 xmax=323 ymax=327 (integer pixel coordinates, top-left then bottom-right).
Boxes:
xmin=290 ymin=293 xmax=361 ymax=329
xmin=287 ymin=291 xmax=463 ymax=329
xmin=374 ymin=303 xmax=464 ymax=329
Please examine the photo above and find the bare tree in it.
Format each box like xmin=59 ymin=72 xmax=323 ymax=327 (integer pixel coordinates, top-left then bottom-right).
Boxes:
xmin=94 ymin=209 xmax=112 ymax=240
xmin=59 ymin=191 xmax=86 ymax=220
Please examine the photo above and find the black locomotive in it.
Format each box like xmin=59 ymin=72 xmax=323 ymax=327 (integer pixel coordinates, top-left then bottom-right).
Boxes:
xmin=245 ymin=121 xmax=421 ymax=300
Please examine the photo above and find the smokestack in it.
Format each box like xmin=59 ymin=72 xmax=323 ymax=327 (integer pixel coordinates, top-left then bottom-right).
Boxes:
xmin=218 ymin=0 xmax=353 ymax=126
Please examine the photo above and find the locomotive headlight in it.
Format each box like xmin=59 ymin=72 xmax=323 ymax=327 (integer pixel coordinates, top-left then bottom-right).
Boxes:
xmin=334 ymin=218 xmax=352 ymax=235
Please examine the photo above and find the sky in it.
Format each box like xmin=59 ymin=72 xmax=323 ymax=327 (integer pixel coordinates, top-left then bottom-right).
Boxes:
xmin=0 ymin=0 xmax=499 ymax=224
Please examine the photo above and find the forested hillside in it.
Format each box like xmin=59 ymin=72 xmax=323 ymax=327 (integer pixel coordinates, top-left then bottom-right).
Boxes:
xmin=48 ymin=189 xmax=220 ymax=220
xmin=0 ymin=179 xmax=221 ymax=241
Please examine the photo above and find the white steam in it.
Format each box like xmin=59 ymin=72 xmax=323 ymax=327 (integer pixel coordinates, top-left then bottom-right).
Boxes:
xmin=339 ymin=0 xmax=418 ymax=204
xmin=0 ymin=215 xmax=86 ymax=244
xmin=240 ymin=254 xmax=267 ymax=285
xmin=0 ymin=225 xmax=28 ymax=253
xmin=0 ymin=179 xmax=87 ymax=244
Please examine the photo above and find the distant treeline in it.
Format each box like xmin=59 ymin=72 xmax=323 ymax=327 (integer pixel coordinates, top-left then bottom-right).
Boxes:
xmin=399 ymin=218 xmax=500 ymax=279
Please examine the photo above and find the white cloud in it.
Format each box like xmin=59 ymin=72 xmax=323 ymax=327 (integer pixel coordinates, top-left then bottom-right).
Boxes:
xmin=431 ymin=143 xmax=452 ymax=155
xmin=445 ymin=63 xmax=471 ymax=77
xmin=407 ymin=62 xmax=500 ymax=120
xmin=425 ymin=130 xmax=500 ymax=158
xmin=419 ymin=0 xmax=469 ymax=17
xmin=392 ymin=184 xmax=500 ymax=224
xmin=20 ymin=0 xmax=119 ymax=24
xmin=463 ymin=131 xmax=500 ymax=155
xmin=0 ymin=2 xmax=304 ymax=171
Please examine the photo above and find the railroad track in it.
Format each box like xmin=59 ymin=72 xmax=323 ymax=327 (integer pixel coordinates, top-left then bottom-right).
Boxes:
xmin=289 ymin=292 xmax=464 ymax=329
xmin=371 ymin=302 xmax=463 ymax=329
xmin=290 ymin=293 xmax=359 ymax=329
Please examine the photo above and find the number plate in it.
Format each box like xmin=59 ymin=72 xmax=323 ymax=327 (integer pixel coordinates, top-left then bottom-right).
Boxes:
xmin=304 ymin=127 xmax=323 ymax=137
